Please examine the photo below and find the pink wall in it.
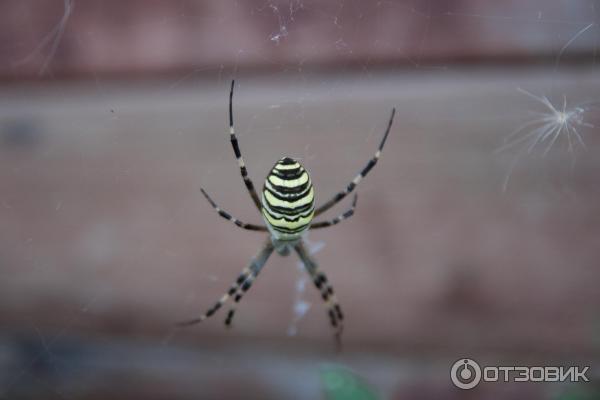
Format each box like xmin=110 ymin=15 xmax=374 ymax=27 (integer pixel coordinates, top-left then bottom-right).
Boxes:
xmin=1 ymin=0 xmax=598 ymax=79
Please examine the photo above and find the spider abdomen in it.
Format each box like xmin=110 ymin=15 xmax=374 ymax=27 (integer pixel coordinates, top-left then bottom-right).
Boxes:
xmin=261 ymin=157 xmax=314 ymax=239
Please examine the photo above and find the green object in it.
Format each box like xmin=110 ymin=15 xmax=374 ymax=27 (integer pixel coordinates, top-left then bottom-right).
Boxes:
xmin=320 ymin=365 xmax=380 ymax=400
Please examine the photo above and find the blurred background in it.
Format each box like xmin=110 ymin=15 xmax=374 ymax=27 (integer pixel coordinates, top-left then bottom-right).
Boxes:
xmin=1 ymin=1 xmax=599 ymax=399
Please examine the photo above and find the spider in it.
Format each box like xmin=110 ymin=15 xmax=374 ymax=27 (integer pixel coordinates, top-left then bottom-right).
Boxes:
xmin=178 ymin=80 xmax=395 ymax=345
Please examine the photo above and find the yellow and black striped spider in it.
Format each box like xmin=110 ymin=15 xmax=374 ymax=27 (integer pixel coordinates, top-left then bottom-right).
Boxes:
xmin=179 ymin=80 xmax=395 ymax=345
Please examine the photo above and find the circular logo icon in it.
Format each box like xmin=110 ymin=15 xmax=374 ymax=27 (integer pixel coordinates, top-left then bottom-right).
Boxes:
xmin=450 ymin=358 xmax=481 ymax=389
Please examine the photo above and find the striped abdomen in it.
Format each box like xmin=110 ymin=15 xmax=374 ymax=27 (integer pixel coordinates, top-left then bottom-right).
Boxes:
xmin=262 ymin=157 xmax=315 ymax=240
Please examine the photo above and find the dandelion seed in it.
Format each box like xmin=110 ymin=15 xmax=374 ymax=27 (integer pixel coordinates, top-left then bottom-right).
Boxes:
xmin=498 ymin=88 xmax=597 ymax=192
xmin=497 ymin=88 xmax=593 ymax=156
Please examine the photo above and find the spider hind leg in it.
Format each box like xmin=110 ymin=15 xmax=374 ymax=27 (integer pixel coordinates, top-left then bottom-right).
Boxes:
xmin=177 ymin=240 xmax=274 ymax=327
xmin=294 ymin=241 xmax=344 ymax=347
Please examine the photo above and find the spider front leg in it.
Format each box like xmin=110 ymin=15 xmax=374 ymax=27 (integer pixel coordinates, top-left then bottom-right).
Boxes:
xmin=314 ymin=108 xmax=395 ymax=217
xmin=177 ymin=240 xmax=274 ymax=326
xmin=294 ymin=241 xmax=344 ymax=348
xmin=228 ymin=80 xmax=262 ymax=211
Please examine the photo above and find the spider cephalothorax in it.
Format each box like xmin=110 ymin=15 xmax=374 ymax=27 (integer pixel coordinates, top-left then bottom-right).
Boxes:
xmin=178 ymin=80 xmax=395 ymax=347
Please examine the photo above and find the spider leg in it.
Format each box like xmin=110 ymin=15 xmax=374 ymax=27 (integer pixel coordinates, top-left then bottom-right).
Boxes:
xmin=177 ymin=240 xmax=274 ymax=326
xmin=294 ymin=241 xmax=344 ymax=349
xmin=310 ymin=194 xmax=357 ymax=230
xmin=223 ymin=237 xmax=274 ymax=327
xmin=200 ymin=188 xmax=267 ymax=231
xmin=229 ymin=80 xmax=262 ymax=211
xmin=223 ymin=264 xmax=263 ymax=327
xmin=314 ymin=108 xmax=395 ymax=217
